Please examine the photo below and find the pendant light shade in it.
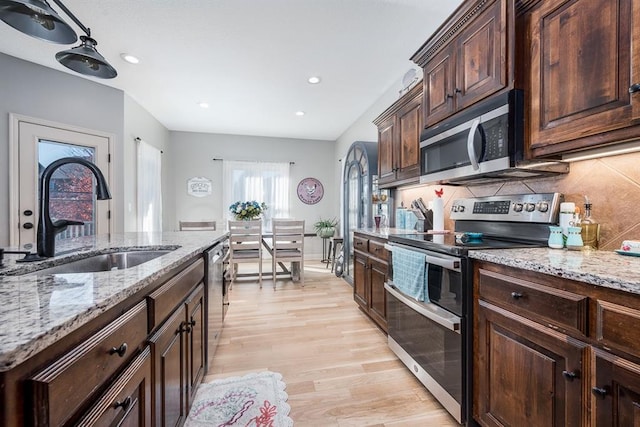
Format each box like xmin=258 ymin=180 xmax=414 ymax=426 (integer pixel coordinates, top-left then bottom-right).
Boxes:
xmin=55 ymin=35 xmax=117 ymax=79
xmin=0 ymin=0 xmax=76 ymax=43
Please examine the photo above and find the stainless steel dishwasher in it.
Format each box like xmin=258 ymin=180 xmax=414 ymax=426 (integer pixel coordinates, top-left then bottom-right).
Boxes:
xmin=205 ymin=240 xmax=227 ymax=370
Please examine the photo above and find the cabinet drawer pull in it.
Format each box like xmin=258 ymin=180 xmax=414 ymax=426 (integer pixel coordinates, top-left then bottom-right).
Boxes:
xmin=562 ymin=370 xmax=578 ymax=380
xmin=630 ymin=83 xmax=640 ymax=94
xmin=592 ymin=386 xmax=608 ymax=397
xmin=113 ymin=396 xmax=132 ymax=410
xmin=109 ymin=343 xmax=128 ymax=358
xmin=510 ymin=292 xmax=524 ymax=300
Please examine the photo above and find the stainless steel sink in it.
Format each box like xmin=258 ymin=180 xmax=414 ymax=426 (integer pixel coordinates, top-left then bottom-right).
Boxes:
xmin=29 ymin=250 xmax=172 ymax=275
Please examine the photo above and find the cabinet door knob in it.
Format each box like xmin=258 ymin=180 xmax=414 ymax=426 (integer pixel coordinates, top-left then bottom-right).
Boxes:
xmin=109 ymin=343 xmax=128 ymax=357
xmin=113 ymin=396 xmax=132 ymax=410
xmin=23 ymin=222 xmax=34 ymax=229
xmin=592 ymin=386 xmax=608 ymax=397
xmin=511 ymin=291 xmax=524 ymax=300
xmin=630 ymin=83 xmax=640 ymax=94
xmin=189 ymin=319 xmax=196 ymax=327
xmin=562 ymin=370 xmax=578 ymax=380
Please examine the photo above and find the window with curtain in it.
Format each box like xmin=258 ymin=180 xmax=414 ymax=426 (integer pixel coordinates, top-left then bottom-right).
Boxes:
xmin=137 ymin=140 xmax=162 ymax=232
xmin=222 ymin=160 xmax=290 ymax=229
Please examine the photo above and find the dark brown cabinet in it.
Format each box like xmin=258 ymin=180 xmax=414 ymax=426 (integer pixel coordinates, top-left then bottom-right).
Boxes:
xmin=148 ymin=262 xmax=205 ymax=427
xmin=474 ymin=261 xmax=640 ymax=427
xmin=373 ymin=82 xmax=422 ymax=188
xmin=0 ymin=253 xmax=210 ymax=427
xmin=413 ymin=0 xmax=511 ymax=128
xmin=522 ymin=0 xmax=640 ymax=157
xmin=353 ymin=232 xmax=389 ymax=332
xmin=475 ymin=299 xmax=586 ymax=426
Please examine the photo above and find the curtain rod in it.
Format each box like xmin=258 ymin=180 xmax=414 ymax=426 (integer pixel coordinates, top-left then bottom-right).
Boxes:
xmin=135 ymin=137 xmax=163 ymax=154
xmin=213 ymin=158 xmax=295 ymax=165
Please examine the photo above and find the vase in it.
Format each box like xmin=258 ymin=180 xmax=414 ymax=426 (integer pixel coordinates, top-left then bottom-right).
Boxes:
xmin=316 ymin=227 xmax=335 ymax=238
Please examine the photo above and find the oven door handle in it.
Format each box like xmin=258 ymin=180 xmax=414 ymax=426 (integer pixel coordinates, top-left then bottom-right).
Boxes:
xmin=467 ymin=118 xmax=481 ymax=171
xmin=385 ymin=283 xmax=461 ymax=333
xmin=385 ymin=244 xmax=461 ymax=272
xmin=424 ymin=254 xmax=460 ymax=271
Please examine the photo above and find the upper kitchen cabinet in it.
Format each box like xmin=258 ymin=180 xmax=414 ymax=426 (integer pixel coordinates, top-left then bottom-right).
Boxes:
xmin=412 ymin=0 xmax=513 ymax=129
xmin=373 ymin=82 xmax=422 ymax=188
xmin=523 ymin=0 xmax=640 ymax=157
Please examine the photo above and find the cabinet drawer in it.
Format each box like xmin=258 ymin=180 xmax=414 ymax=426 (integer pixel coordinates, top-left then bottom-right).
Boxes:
xmin=353 ymin=236 xmax=369 ymax=253
xmin=147 ymin=258 xmax=204 ymax=330
xmin=29 ymin=301 xmax=148 ymax=426
xmin=368 ymin=240 xmax=389 ymax=262
xmin=478 ymin=268 xmax=588 ymax=336
xmin=595 ymin=299 xmax=640 ymax=356
xmin=75 ymin=346 xmax=152 ymax=426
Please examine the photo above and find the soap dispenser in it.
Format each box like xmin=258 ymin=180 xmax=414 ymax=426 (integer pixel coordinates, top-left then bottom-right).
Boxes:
xmin=580 ymin=196 xmax=600 ymax=249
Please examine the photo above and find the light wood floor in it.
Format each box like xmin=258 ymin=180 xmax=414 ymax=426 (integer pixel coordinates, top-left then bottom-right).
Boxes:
xmin=205 ymin=260 xmax=459 ymax=427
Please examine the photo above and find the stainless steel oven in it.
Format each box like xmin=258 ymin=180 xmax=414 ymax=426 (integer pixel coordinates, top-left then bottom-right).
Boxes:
xmin=385 ymin=193 xmax=563 ymax=426
xmin=385 ymin=243 xmax=469 ymax=424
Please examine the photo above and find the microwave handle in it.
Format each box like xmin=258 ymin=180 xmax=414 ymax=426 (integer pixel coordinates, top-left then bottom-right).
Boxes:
xmin=467 ymin=118 xmax=481 ymax=171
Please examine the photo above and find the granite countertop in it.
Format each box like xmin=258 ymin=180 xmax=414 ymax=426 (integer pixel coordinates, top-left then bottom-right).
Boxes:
xmin=469 ymin=247 xmax=640 ymax=295
xmin=0 ymin=231 xmax=227 ymax=372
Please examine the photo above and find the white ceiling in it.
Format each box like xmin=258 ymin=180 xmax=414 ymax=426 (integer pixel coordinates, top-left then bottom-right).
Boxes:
xmin=0 ymin=0 xmax=463 ymax=140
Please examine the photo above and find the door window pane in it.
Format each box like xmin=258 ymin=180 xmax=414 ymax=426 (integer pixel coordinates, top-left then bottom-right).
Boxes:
xmin=39 ymin=140 xmax=97 ymax=240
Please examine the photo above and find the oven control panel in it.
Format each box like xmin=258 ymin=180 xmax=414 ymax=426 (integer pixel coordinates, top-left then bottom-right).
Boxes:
xmin=449 ymin=193 xmax=563 ymax=223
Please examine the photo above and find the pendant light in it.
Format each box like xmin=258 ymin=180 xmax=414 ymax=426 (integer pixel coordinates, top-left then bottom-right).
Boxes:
xmin=56 ymin=35 xmax=117 ymax=79
xmin=0 ymin=0 xmax=76 ymax=43
xmin=0 ymin=0 xmax=117 ymax=79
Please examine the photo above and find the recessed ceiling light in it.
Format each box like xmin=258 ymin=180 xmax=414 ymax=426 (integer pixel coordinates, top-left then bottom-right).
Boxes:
xmin=198 ymin=102 xmax=210 ymax=109
xmin=295 ymin=111 xmax=305 ymax=116
xmin=120 ymin=53 xmax=140 ymax=64
xmin=307 ymin=76 xmax=321 ymax=84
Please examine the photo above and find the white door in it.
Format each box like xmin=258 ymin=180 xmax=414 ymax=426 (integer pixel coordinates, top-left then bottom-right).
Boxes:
xmin=12 ymin=118 xmax=111 ymax=250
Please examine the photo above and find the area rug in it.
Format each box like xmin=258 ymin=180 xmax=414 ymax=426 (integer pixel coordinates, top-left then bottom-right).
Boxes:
xmin=185 ymin=371 xmax=293 ymax=427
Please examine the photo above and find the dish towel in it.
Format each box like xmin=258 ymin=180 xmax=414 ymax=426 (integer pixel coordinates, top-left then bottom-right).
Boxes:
xmin=391 ymin=246 xmax=429 ymax=302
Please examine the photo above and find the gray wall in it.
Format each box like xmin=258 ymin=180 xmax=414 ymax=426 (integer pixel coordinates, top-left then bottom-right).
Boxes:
xmin=169 ymin=131 xmax=336 ymax=257
xmin=123 ymin=95 xmax=173 ymax=231
xmin=0 ymin=53 xmax=125 ymax=246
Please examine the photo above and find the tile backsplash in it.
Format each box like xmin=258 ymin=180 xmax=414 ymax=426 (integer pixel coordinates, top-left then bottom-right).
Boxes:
xmin=396 ymin=151 xmax=640 ymax=251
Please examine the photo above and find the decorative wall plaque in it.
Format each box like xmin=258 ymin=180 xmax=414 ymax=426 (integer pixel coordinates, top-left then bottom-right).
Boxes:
xmin=187 ymin=176 xmax=212 ymax=197
xmin=296 ymin=177 xmax=324 ymax=205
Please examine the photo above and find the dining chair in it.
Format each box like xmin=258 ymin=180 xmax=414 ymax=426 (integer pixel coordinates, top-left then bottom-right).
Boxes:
xmin=228 ymin=220 xmax=263 ymax=287
xmin=179 ymin=220 xmax=216 ymax=231
xmin=271 ymin=219 xmax=305 ymax=289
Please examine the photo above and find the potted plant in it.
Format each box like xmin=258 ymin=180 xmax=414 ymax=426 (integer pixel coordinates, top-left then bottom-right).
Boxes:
xmin=314 ymin=217 xmax=338 ymax=238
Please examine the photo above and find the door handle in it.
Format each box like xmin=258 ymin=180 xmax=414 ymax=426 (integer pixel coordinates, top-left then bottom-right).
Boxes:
xmin=630 ymin=83 xmax=640 ymax=94
xmin=467 ymin=118 xmax=481 ymax=171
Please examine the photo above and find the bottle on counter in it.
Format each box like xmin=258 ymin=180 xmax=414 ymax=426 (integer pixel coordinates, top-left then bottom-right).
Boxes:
xmin=559 ymin=202 xmax=577 ymax=246
xmin=580 ymin=197 xmax=600 ymax=249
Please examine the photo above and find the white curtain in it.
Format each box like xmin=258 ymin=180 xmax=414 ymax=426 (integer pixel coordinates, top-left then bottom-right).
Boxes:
xmin=137 ymin=140 xmax=163 ymax=232
xmin=222 ymin=160 xmax=290 ymax=229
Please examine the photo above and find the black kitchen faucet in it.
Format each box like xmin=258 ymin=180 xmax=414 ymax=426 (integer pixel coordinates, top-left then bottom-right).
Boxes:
xmin=37 ymin=157 xmax=112 ymax=258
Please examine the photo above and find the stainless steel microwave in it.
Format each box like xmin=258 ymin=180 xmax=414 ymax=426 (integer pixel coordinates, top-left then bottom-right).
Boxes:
xmin=419 ymin=90 xmax=568 ymax=185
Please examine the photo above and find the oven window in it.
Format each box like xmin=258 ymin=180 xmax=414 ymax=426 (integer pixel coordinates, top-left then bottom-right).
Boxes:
xmin=387 ymin=291 xmax=462 ymax=404
xmin=427 ymin=264 xmax=462 ymax=316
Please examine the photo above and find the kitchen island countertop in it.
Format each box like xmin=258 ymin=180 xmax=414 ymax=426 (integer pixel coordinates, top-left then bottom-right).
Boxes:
xmin=469 ymin=247 xmax=640 ymax=296
xmin=0 ymin=231 xmax=226 ymax=371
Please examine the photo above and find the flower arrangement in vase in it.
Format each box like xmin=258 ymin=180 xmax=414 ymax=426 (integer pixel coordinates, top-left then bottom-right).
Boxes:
xmin=229 ymin=201 xmax=267 ymax=221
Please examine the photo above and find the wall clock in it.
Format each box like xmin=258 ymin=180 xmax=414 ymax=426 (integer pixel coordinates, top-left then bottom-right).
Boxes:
xmin=297 ymin=177 xmax=324 ymax=205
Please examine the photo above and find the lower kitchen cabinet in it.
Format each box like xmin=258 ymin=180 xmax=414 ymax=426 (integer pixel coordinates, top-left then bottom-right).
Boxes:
xmin=593 ymin=348 xmax=640 ymax=426
xmin=353 ymin=232 xmax=388 ymax=332
xmin=148 ymin=278 xmax=206 ymax=427
xmin=75 ymin=347 xmax=153 ymax=426
xmin=474 ymin=261 xmax=640 ymax=427
xmin=0 ymin=253 xmax=208 ymax=427
xmin=475 ymin=299 xmax=586 ymax=426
